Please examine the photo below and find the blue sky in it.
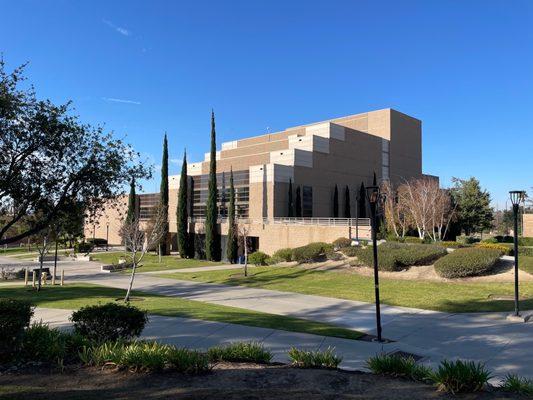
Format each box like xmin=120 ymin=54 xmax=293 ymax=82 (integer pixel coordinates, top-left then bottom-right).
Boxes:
xmin=1 ymin=0 xmax=532 ymax=207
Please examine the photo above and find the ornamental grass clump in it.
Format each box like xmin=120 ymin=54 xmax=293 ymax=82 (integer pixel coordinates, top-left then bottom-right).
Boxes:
xmin=208 ymin=342 xmax=272 ymax=364
xmin=434 ymin=248 xmax=501 ymax=278
xmin=502 ymin=374 xmax=533 ymax=396
xmin=288 ymin=347 xmax=342 ymax=369
xmin=17 ymin=323 xmax=89 ymax=366
xmin=429 ymin=359 xmax=491 ymax=394
xmin=79 ymin=340 xmax=210 ymax=373
xmin=366 ymin=354 xmax=432 ymax=382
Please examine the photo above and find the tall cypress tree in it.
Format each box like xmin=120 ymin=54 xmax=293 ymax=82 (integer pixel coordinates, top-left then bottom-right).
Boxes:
xmin=226 ymin=168 xmax=238 ymax=263
xmin=358 ymin=182 xmax=367 ymax=218
xmin=288 ymin=179 xmax=294 ymax=217
xmin=159 ymin=134 xmax=169 ymax=254
xmin=205 ymin=110 xmax=221 ymax=261
xmin=344 ymin=185 xmax=351 ymax=218
xmin=295 ymin=186 xmax=302 ymax=218
xmin=333 ymin=184 xmax=339 ymax=218
xmin=177 ymin=150 xmax=188 ymax=258
xmin=126 ymin=178 xmax=136 ymax=223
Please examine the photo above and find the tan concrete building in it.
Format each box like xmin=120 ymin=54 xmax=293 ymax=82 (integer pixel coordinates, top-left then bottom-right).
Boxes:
xmin=524 ymin=214 xmax=533 ymax=237
xmin=87 ymin=108 xmax=434 ymax=256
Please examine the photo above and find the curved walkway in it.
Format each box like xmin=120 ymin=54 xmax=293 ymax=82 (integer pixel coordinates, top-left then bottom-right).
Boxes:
xmin=3 ymin=258 xmax=533 ymax=380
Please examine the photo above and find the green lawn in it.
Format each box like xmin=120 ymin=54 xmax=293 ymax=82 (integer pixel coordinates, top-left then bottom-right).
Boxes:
xmin=90 ymin=252 xmax=223 ymax=272
xmin=0 ymin=283 xmax=363 ymax=340
xmin=157 ymin=265 xmax=533 ymax=313
xmin=519 ymin=256 xmax=533 ymax=275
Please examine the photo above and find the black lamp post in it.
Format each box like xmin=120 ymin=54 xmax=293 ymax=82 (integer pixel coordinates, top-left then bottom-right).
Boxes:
xmin=509 ymin=190 xmax=525 ymax=317
xmin=366 ymin=184 xmax=386 ymax=342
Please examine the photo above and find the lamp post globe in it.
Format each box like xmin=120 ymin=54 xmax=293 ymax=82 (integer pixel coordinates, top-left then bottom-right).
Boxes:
xmin=509 ymin=190 xmax=525 ymax=317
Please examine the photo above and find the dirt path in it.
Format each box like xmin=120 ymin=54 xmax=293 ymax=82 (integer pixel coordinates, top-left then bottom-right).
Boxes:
xmin=0 ymin=365 xmax=515 ymax=400
xmin=299 ymin=257 xmax=533 ymax=283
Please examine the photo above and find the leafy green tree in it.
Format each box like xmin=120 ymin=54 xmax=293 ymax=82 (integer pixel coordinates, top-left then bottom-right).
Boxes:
xmin=159 ymin=134 xmax=169 ymax=255
xmin=177 ymin=150 xmax=188 ymax=258
xmin=226 ymin=169 xmax=238 ymax=263
xmin=0 ymin=61 xmax=149 ymax=245
xmin=344 ymin=185 xmax=351 ymax=218
xmin=205 ymin=111 xmax=221 ymax=261
xmin=358 ymin=182 xmax=367 ymax=218
xmin=288 ymin=179 xmax=294 ymax=217
xmin=295 ymin=186 xmax=302 ymax=218
xmin=333 ymin=184 xmax=339 ymax=218
xmin=451 ymin=177 xmax=493 ymax=235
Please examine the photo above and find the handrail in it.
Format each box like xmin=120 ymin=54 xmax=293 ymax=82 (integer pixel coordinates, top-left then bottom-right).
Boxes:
xmin=189 ymin=217 xmax=370 ymax=227
xmin=267 ymin=217 xmax=370 ymax=226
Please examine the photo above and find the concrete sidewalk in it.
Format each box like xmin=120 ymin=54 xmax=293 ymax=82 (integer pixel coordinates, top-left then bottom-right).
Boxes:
xmin=4 ymin=258 xmax=533 ymax=380
xmin=31 ymin=307 xmax=438 ymax=374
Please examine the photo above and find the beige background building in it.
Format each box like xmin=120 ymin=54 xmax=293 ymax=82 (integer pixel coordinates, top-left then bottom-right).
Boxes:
xmin=86 ymin=108 xmax=435 ymax=256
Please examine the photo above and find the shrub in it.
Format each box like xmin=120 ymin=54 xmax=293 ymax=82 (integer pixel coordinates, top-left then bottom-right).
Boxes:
xmin=366 ymin=354 xmax=432 ymax=382
xmin=434 ymin=248 xmax=501 ymax=278
xmin=325 ymin=249 xmax=343 ymax=261
xmin=208 ymin=342 xmax=272 ymax=364
xmin=404 ymin=236 xmax=424 ymax=244
xmin=474 ymin=242 xmax=511 ymax=255
xmin=0 ymin=299 xmax=33 ymax=360
xmin=265 ymin=256 xmax=282 ymax=265
xmin=74 ymin=241 xmax=94 ymax=254
xmin=87 ymin=238 xmax=108 ymax=247
xmin=272 ymin=248 xmax=293 ymax=262
xmin=356 ymin=243 xmax=447 ymax=272
xmin=71 ymin=303 xmax=148 ymax=342
xmin=247 ymin=251 xmax=269 ymax=266
xmin=481 ymin=237 xmax=498 ymax=244
xmin=456 ymin=236 xmax=480 ymax=245
xmin=519 ymin=247 xmax=533 ymax=257
xmin=292 ymin=242 xmax=331 ymax=263
xmin=288 ymin=347 xmax=342 ymax=369
xmin=519 ymin=237 xmax=533 ymax=246
xmin=502 ymin=374 xmax=533 ymax=396
xmin=340 ymin=246 xmax=359 ymax=257
xmin=385 ymin=234 xmax=403 ymax=243
xmin=393 ymin=244 xmax=448 ymax=266
xmin=332 ymin=237 xmax=352 ymax=249
xmin=356 ymin=247 xmax=400 ymax=271
xmin=437 ymin=241 xmax=463 ymax=248
xmin=429 ymin=359 xmax=491 ymax=394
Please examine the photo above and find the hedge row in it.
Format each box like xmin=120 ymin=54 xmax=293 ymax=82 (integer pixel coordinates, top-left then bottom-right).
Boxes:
xmin=356 ymin=243 xmax=447 ymax=272
xmin=434 ymin=248 xmax=501 ymax=279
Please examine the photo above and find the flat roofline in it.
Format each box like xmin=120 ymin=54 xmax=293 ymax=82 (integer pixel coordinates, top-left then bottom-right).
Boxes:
xmin=225 ymin=108 xmax=420 ymax=145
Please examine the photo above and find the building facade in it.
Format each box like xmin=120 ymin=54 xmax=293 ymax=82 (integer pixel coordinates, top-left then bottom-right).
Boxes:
xmin=86 ymin=108 xmax=434 ymax=255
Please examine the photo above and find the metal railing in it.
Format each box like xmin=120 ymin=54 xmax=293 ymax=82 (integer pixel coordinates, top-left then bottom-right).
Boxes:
xmin=266 ymin=217 xmax=371 ymax=227
xmin=189 ymin=217 xmax=370 ymax=227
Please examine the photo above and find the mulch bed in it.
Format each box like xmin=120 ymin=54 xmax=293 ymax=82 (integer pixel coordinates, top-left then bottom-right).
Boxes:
xmin=0 ymin=363 xmax=517 ymax=400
